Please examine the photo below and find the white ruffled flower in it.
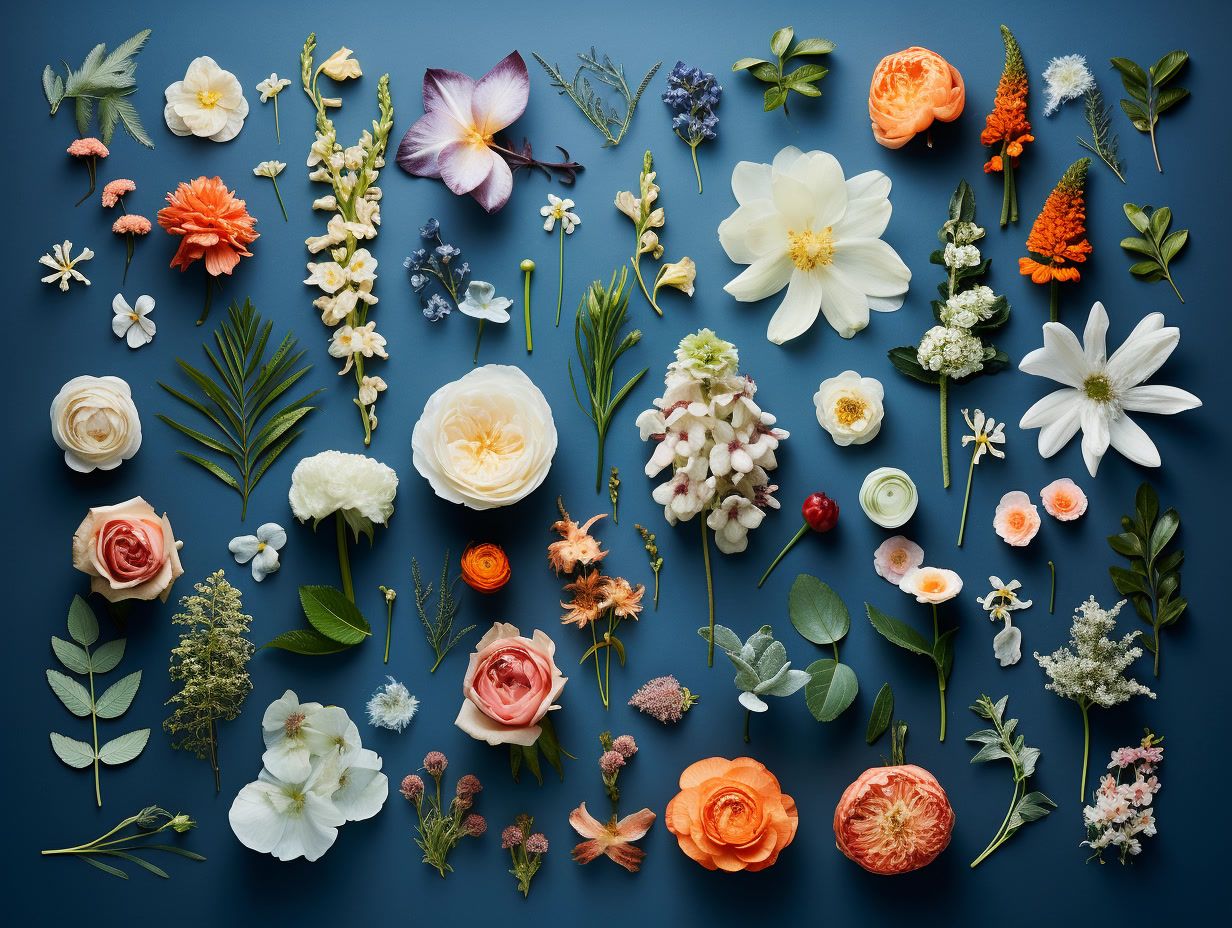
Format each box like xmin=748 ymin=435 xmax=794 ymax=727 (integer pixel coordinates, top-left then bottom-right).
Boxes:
xmin=1042 ymin=54 xmax=1095 ymax=116
xmin=366 ymin=677 xmax=418 ymax=732
xmin=228 ymin=522 xmax=286 ymax=582
xmin=40 ymin=240 xmax=93 ymax=291
xmin=164 ymin=56 xmax=248 ymax=142
xmin=458 ymin=281 xmax=512 ymax=323
xmin=50 ymin=374 xmax=141 ymax=472
xmin=917 ymin=325 xmax=986 ymax=379
xmin=288 ymin=451 xmax=398 ymax=529
xmin=943 ymin=243 xmax=981 ymax=269
xmin=940 ymin=285 xmax=997 ymax=328
xmin=111 ymin=294 xmax=156 ymax=348
xmin=814 ymin=370 xmax=884 ymax=446
xmin=541 ymin=193 xmax=580 ymax=233
xmin=229 ymin=757 xmax=346 ymax=862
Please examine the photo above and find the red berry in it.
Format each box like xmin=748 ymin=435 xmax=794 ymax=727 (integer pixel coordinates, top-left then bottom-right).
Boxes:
xmin=802 ymin=492 xmax=839 ymax=533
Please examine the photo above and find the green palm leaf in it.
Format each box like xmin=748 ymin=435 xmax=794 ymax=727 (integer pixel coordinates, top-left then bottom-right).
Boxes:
xmin=159 ymin=300 xmax=322 ymax=519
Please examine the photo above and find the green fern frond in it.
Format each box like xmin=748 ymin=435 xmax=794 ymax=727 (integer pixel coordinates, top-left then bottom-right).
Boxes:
xmin=533 ymin=49 xmax=660 ymax=146
xmin=45 ymin=29 xmax=153 ymax=146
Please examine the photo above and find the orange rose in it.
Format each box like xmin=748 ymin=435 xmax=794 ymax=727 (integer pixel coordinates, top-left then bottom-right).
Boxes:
xmin=460 ymin=543 xmax=510 ymax=593
xmin=869 ymin=47 xmax=965 ymax=149
xmin=665 ymin=757 xmax=798 ymax=872
xmin=833 ymin=764 xmax=955 ymax=875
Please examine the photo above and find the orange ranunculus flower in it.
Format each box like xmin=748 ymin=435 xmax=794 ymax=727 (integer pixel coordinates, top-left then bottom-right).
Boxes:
xmin=665 ymin=757 xmax=798 ymax=872
xmin=460 ymin=542 xmax=511 ymax=593
xmin=868 ymin=47 xmax=965 ymax=149
xmin=1019 ymin=158 xmax=1092 ymax=285
xmin=157 ymin=176 xmax=258 ymax=277
xmin=833 ymin=763 xmax=955 ymax=875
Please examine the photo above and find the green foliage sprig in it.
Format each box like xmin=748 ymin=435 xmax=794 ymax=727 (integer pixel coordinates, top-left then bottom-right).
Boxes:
xmin=263 ymin=585 xmax=372 ymax=655
xmin=1111 ymin=51 xmax=1189 ymax=172
xmin=1078 ymin=87 xmax=1125 ymax=183
xmin=967 ymin=695 xmax=1056 ymax=868
xmin=866 ymin=683 xmax=894 ymax=744
xmin=532 ymin=48 xmax=660 ymax=146
xmin=788 ymin=575 xmax=859 ymax=723
xmin=866 ymin=601 xmax=956 ymax=742
xmin=634 ymin=524 xmax=662 ymax=608
xmin=1121 ymin=203 xmax=1188 ymax=303
xmin=701 ymin=624 xmax=810 ymax=743
xmin=43 ymin=30 xmax=154 ymax=147
xmin=41 ymin=806 xmax=203 ymax=879
xmin=732 ymin=26 xmax=834 ymax=114
xmin=48 ymin=597 xmax=149 ymax=807
xmin=413 ymin=553 xmax=475 ymax=673
xmin=159 ymin=300 xmax=321 ymax=520
xmin=164 ymin=571 xmax=254 ymax=793
xmin=1108 ymin=483 xmax=1186 ymax=677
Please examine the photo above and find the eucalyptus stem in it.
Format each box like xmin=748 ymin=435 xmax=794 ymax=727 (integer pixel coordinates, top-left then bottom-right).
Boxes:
xmin=335 ymin=512 xmax=355 ymax=603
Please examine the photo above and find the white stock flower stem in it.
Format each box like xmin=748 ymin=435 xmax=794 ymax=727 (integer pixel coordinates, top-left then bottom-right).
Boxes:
xmin=940 ymin=375 xmax=951 ymax=488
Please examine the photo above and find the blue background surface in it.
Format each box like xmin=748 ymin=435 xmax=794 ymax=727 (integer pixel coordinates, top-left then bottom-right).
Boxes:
xmin=7 ymin=0 xmax=1228 ymax=922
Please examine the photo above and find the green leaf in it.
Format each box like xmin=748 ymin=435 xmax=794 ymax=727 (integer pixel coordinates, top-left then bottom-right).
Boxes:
xmin=970 ymin=741 xmax=1010 ymax=764
xmin=81 ymin=856 xmax=129 ymax=879
xmin=1123 ymin=203 xmax=1151 ymax=234
xmin=1008 ymin=791 xmax=1057 ymax=829
xmin=1149 ymin=509 xmax=1179 ymax=558
xmin=866 ymin=683 xmax=894 ymax=744
xmin=1150 ymin=50 xmax=1189 ymax=86
xmin=934 ymin=628 xmax=957 ymax=681
xmin=769 ymin=26 xmax=794 ymax=58
xmin=1110 ymin=565 xmax=1150 ymax=596
xmin=102 ymin=850 xmax=168 ymax=879
xmin=1110 ymin=57 xmax=1150 ymax=93
xmin=67 ymin=596 xmax=98 ymax=647
xmin=787 ymin=37 xmax=835 ymax=57
xmin=1120 ymin=236 xmax=1155 ymax=257
xmin=98 ymin=729 xmax=150 ymax=765
xmin=887 ymin=346 xmax=941 ymax=385
xmin=51 ymin=637 xmax=91 ymax=674
xmin=50 ymin=732 xmax=96 ymax=769
xmin=708 ymin=624 xmax=744 ymax=654
xmin=1154 ymin=85 xmax=1189 ymax=116
xmin=95 ymin=671 xmax=141 ymax=719
xmin=299 ymin=585 xmax=372 ymax=645
xmin=1136 ymin=483 xmax=1160 ymax=526
xmin=1108 ymin=532 xmax=1144 ymax=557
xmin=788 ymin=574 xmax=850 ymax=645
xmin=786 ymin=80 xmax=822 ymax=97
xmin=732 ymin=57 xmax=771 ymax=72
xmin=535 ymin=714 xmax=567 ymax=781
xmin=748 ymin=63 xmax=781 ymax=83
xmin=804 ymin=659 xmax=858 ymax=722
xmin=866 ymin=604 xmax=933 ymax=657
xmin=89 ymin=638 xmax=126 ymax=674
xmin=262 ymin=628 xmax=353 ymax=655
xmin=1161 ymin=229 xmax=1188 ymax=264
xmin=1127 ymin=261 xmax=1164 ymax=279
xmin=1119 ymin=98 xmax=1151 ymax=128
xmin=784 ymin=63 xmax=829 ymax=84
xmin=763 ymin=84 xmax=788 ymax=112
xmin=47 ymin=670 xmax=93 ymax=717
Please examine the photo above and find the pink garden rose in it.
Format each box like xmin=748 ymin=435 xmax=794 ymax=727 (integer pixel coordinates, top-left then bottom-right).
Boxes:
xmin=455 ymin=622 xmax=567 ymax=747
xmin=993 ymin=490 xmax=1041 ymax=546
xmin=71 ymin=497 xmax=184 ymax=602
xmin=1040 ymin=478 xmax=1088 ymax=521
xmin=873 ymin=535 xmax=924 ymax=584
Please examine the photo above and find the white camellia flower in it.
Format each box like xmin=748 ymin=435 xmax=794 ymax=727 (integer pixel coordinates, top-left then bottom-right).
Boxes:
xmin=164 ymin=56 xmax=249 ymax=142
xmin=111 ymin=294 xmax=156 ymax=348
xmin=412 ymin=365 xmax=557 ymax=510
xmin=1018 ymin=301 xmax=1201 ymax=476
xmin=229 ymin=758 xmax=346 ymax=862
xmin=50 ymin=374 xmax=142 ymax=472
xmin=814 ymin=370 xmax=885 ymax=446
xmin=718 ymin=146 xmax=911 ymax=344
xmin=228 ymin=522 xmax=286 ymax=582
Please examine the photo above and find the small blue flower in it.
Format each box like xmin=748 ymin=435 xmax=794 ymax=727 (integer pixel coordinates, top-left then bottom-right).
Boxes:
xmin=409 ymin=272 xmax=428 ymax=292
xmin=435 ymin=243 xmax=461 ymax=262
xmin=419 ymin=218 xmax=441 ymax=238
xmin=422 ymin=293 xmax=452 ymax=322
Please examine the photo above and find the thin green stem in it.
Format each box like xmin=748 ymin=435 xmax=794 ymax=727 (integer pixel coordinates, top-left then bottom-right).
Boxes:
xmin=1165 ymin=272 xmax=1184 ymax=304
xmin=590 ymin=621 xmax=605 ymax=707
xmin=630 ymin=256 xmax=662 ymax=316
xmin=274 ymin=96 xmax=282 ymax=145
xmin=1048 ymin=561 xmax=1056 ymax=614
xmin=970 ymin=781 xmax=1023 ymax=868
xmin=1150 ymin=120 xmax=1162 ymax=173
xmin=933 ymin=604 xmax=946 ymax=743
xmin=197 ymin=274 xmax=214 ymax=326
xmin=472 ymin=319 xmax=485 ymax=365
xmin=335 ymin=513 xmax=355 ymax=603
xmin=523 ymin=266 xmax=533 ymax=352
xmin=89 ymin=654 xmax=100 ymax=807
xmin=1049 ymin=280 xmax=1059 ymax=323
xmin=999 ymin=143 xmax=1012 ymax=227
xmin=690 ymin=142 xmax=703 ymax=194
xmin=554 ymin=231 xmax=565 ymax=326
xmin=939 ymin=376 xmax=951 ymax=488
xmin=743 ymin=709 xmax=751 ymax=744
xmin=271 ymin=177 xmax=289 ymax=222
xmin=1079 ymin=702 xmax=1091 ymax=802
xmin=602 ymin=611 xmax=614 ymax=710
xmin=957 ymin=449 xmax=976 ymax=547
xmin=383 ymin=597 xmax=394 ymax=665
xmin=122 ymin=234 xmax=134 ymax=285
xmin=758 ymin=523 xmax=809 ymax=588
xmin=702 ymin=516 xmax=715 ymax=667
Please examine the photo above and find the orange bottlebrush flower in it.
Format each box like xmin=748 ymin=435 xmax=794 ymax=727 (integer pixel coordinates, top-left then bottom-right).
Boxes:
xmin=1020 ymin=158 xmax=1092 ymax=285
xmin=981 ymin=25 xmax=1033 ymax=226
xmin=157 ymin=176 xmax=259 ymax=277
xmin=547 ymin=500 xmax=607 ymax=575
xmin=560 ymin=571 xmax=606 ymax=627
xmin=868 ymin=47 xmax=965 ymax=149
xmin=460 ymin=543 xmax=511 ymax=593
xmin=569 ymin=803 xmax=656 ymax=872
xmin=833 ymin=763 xmax=955 ymax=875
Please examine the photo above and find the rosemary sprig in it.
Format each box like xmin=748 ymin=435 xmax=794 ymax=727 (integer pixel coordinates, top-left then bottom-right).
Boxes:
xmin=1077 ymin=87 xmax=1125 ymax=183
xmin=532 ymin=48 xmax=660 ymax=146
xmin=42 ymin=806 xmax=203 ymax=879
xmin=413 ymin=553 xmax=475 ymax=673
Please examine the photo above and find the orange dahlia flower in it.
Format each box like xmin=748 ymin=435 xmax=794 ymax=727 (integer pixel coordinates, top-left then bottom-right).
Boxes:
xmin=157 ymin=176 xmax=258 ymax=277
xmin=868 ymin=47 xmax=965 ymax=149
xmin=460 ymin=542 xmax=511 ymax=593
xmin=833 ymin=763 xmax=955 ymax=875
xmin=1020 ymin=158 xmax=1092 ymax=321
xmin=980 ymin=26 xmax=1033 ymax=226
xmin=666 ymin=756 xmax=798 ymax=872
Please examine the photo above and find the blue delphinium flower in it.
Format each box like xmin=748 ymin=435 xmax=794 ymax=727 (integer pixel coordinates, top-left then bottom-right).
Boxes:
xmin=423 ymin=293 xmax=452 ymax=322
xmin=662 ymin=61 xmax=722 ymax=193
xmin=405 ymin=218 xmax=471 ymax=323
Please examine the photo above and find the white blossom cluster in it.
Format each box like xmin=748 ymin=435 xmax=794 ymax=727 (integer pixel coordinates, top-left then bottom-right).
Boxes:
xmin=917 ymin=325 xmax=986 ymax=380
xmin=1035 ymin=598 xmax=1157 ymax=708
xmin=636 ymin=329 xmax=788 ymax=554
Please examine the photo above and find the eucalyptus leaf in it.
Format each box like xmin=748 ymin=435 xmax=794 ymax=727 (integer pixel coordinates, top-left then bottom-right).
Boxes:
xmin=804 ymin=659 xmax=858 ymax=722
xmin=788 ymin=574 xmax=850 ymax=645
xmin=706 ymin=623 xmax=808 ymax=726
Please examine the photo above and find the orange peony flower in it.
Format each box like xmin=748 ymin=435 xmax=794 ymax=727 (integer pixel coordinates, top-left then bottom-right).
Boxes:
xmin=666 ymin=756 xmax=798 ymax=872
xmin=460 ymin=542 xmax=511 ymax=593
xmin=1019 ymin=158 xmax=1091 ymax=321
xmin=833 ymin=763 xmax=955 ymax=875
xmin=980 ymin=25 xmax=1033 ymax=226
xmin=868 ymin=47 xmax=965 ymax=149
xmin=157 ymin=176 xmax=259 ymax=277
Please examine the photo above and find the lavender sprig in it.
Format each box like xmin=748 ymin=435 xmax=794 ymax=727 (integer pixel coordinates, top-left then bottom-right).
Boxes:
xmin=662 ymin=61 xmax=721 ymax=193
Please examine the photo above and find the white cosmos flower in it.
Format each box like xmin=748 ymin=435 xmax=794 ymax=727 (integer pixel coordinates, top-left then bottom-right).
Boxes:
xmin=164 ymin=56 xmax=248 ymax=143
xmin=718 ymin=146 xmax=911 ymax=344
xmin=111 ymin=294 xmax=156 ymax=348
xmin=228 ymin=757 xmax=346 ymax=862
xmin=1018 ymin=301 xmax=1201 ymax=476
xmin=261 ymin=690 xmax=325 ymax=782
xmin=458 ymin=281 xmax=512 ymax=323
xmin=228 ymin=522 xmax=286 ymax=582
xmin=40 ymin=241 xmax=93 ymax=291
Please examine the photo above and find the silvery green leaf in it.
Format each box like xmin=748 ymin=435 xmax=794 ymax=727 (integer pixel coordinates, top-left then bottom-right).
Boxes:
xmin=98 ymin=729 xmax=150 ymax=765
xmin=51 ymin=636 xmax=90 ymax=674
xmin=726 ymin=652 xmax=760 ymax=692
xmin=95 ymin=671 xmax=142 ymax=719
xmin=739 ymin=691 xmax=769 ymax=713
xmin=708 ymin=624 xmax=743 ymax=655
xmin=755 ymin=639 xmax=788 ymax=678
xmin=1020 ymin=746 xmax=1041 ymax=779
xmin=971 ymin=742 xmax=1010 ymax=764
xmin=90 ymin=638 xmax=127 ymax=674
xmin=47 ymin=670 xmax=92 ymax=716
xmin=67 ymin=595 xmax=98 ymax=647
xmin=746 ymin=626 xmax=776 ymax=662
xmin=50 ymin=732 xmax=96 ymax=768
xmin=966 ymin=729 xmax=1001 ymax=745
xmin=1007 ymin=791 xmax=1056 ymax=829
xmin=769 ymin=668 xmax=811 ymax=697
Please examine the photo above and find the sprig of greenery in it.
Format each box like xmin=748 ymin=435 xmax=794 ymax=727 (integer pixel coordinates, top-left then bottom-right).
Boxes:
xmin=1108 ymin=483 xmax=1186 ymax=677
xmin=701 ymin=624 xmax=810 ymax=743
xmin=732 ymin=26 xmax=834 ymax=114
xmin=43 ymin=30 xmax=154 ymax=147
xmin=262 ymin=585 xmax=372 ymax=656
xmin=412 ymin=553 xmax=474 ymax=673
xmin=1077 ymin=87 xmax=1125 ymax=183
xmin=41 ymin=806 xmax=204 ymax=879
xmin=48 ymin=597 xmax=149 ymax=808
xmin=1111 ymin=50 xmax=1189 ymax=172
xmin=164 ymin=571 xmax=254 ymax=793
xmin=568 ymin=268 xmax=646 ymax=492
xmin=159 ymin=300 xmax=321 ymax=520
xmin=532 ymin=48 xmax=660 ymax=146
xmin=1121 ymin=203 xmax=1187 ymax=303
xmin=967 ymin=695 xmax=1056 ymax=868
xmin=866 ymin=602 xmax=956 ymax=742
xmin=789 ymin=575 xmax=859 ymax=723
xmin=634 ymin=524 xmax=662 ymax=608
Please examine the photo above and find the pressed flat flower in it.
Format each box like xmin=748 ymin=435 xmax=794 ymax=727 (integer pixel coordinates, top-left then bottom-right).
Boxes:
xmin=569 ymin=802 xmax=656 ymax=872
xmin=228 ymin=522 xmax=286 ymax=581
xmin=40 ymin=240 xmax=93 ymax=291
xmin=111 ymin=293 xmax=156 ymax=348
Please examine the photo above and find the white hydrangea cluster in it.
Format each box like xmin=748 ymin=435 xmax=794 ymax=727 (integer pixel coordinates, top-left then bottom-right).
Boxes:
xmin=636 ymin=329 xmax=788 ymax=554
xmin=943 ymin=242 xmax=981 ymax=268
xmin=917 ymin=325 xmax=986 ymax=380
xmin=288 ymin=450 xmax=398 ymax=532
xmin=916 ymin=222 xmax=1003 ymax=380
xmin=1035 ymin=598 xmax=1157 ymax=708
xmin=940 ymin=285 xmax=998 ymax=328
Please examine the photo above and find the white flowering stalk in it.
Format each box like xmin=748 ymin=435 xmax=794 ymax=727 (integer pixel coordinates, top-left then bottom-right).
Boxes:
xmin=889 ymin=180 xmax=1010 ymax=488
xmin=300 ymin=34 xmax=393 ymax=446
xmin=635 ymin=329 xmax=788 ymax=665
xmin=956 ymin=409 xmax=1005 ymax=546
xmin=976 ymin=576 xmax=1030 ymax=666
xmin=1036 ymin=597 xmax=1156 ymax=801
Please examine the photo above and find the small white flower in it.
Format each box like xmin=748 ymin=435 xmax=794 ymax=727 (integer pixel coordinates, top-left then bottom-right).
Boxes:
xmin=329 ymin=322 xmax=388 ymax=374
xmin=260 ymin=690 xmax=325 ymax=782
xmin=304 ymin=260 xmax=348 ymax=294
xmin=345 ymin=248 xmax=378 ymax=285
xmin=917 ymin=325 xmax=986 ymax=379
xmin=943 ymin=243 xmax=981 ymax=269
xmin=541 ymin=193 xmax=581 ymax=233
xmin=1042 ymin=54 xmax=1095 ymax=116
xmin=40 ymin=240 xmax=93 ymax=291
xmin=458 ymin=281 xmax=512 ymax=323
xmin=229 ymin=756 xmax=346 ymax=862
xmin=111 ymin=294 xmax=156 ymax=348
xmin=366 ymin=677 xmax=419 ymax=732
xmin=358 ymin=375 xmax=387 ymax=407
xmin=814 ymin=370 xmax=885 ymax=446
xmin=961 ymin=409 xmax=1006 ymax=463
xmin=255 ymin=73 xmax=291 ymax=102
xmin=228 ymin=522 xmax=286 ymax=582
xmin=706 ymin=494 xmax=765 ymax=554
xmin=253 ymin=160 xmax=286 ymax=179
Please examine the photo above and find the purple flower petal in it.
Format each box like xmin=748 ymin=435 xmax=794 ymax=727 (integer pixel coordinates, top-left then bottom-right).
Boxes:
xmin=422 ymin=67 xmax=476 ymax=122
xmin=396 ymin=109 xmax=467 ymax=178
xmin=438 ymin=139 xmax=498 ymax=195
xmin=469 ymin=154 xmax=513 ymax=212
xmin=471 ymin=51 xmax=529 ymax=135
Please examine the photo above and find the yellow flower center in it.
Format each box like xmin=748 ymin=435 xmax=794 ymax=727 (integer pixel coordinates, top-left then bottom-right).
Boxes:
xmin=788 ymin=227 xmax=836 ymax=271
xmin=1084 ymin=373 xmax=1114 ymax=403
xmin=196 ymin=89 xmax=223 ymax=109
xmin=128 ymin=313 xmax=138 ymax=322
xmin=834 ymin=396 xmax=868 ymax=427
xmin=257 ymin=542 xmax=266 ymax=552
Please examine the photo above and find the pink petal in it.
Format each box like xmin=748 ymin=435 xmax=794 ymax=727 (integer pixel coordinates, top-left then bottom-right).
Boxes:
xmin=471 ymin=51 xmax=529 ymax=136
xmin=396 ymin=109 xmax=468 ymax=178
xmin=422 ymin=68 xmax=476 ymax=123
xmin=469 ymin=152 xmax=513 ymax=212
xmin=438 ymin=139 xmax=499 ymax=195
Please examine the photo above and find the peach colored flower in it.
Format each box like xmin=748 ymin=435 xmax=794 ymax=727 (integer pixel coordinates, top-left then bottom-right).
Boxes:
xmin=460 ymin=542 xmax=511 ymax=593
xmin=71 ymin=497 xmax=184 ymax=603
xmin=101 ymin=179 xmax=136 ymax=208
xmin=993 ymin=490 xmax=1041 ymax=546
xmin=666 ymin=756 xmax=798 ymax=872
xmin=569 ymin=802 xmax=656 ymax=872
xmin=598 ymin=576 xmax=644 ymax=620
xmin=67 ymin=138 xmax=109 ymax=159
xmin=868 ymin=47 xmax=965 ymax=149
xmin=898 ymin=566 xmax=962 ymax=604
xmin=1041 ymin=478 xmax=1088 ymax=521
xmin=112 ymin=215 xmax=152 ymax=235
xmin=873 ymin=535 xmax=924 ymax=584
xmin=455 ymin=622 xmax=566 ymax=747
xmin=547 ymin=505 xmax=607 ymax=574
xmin=157 ymin=176 xmax=259 ymax=277
xmin=560 ymin=571 xmax=605 ymax=627
xmin=833 ymin=763 xmax=955 ymax=874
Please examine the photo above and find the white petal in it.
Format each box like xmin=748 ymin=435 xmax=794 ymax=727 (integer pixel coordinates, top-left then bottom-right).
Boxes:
xmin=771 ymin=145 xmax=805 ymax=173
xmin=1080 ymin=404 xmax=1110 ymax=476
xmin=1108 ymin=414 xmax=1161 ymax=468
xmin=766 ymin=270 xmax=822 ymax=344
xmin=1106 ymin=324 xmax=1180 ymax=387
xmin=229 ymin=535 xmax=261 ymax=562
xmin=1083 ymin=301 xmax=1108 ymax=366
xmin=770 ymin=170 xmax=816 ymax=230
xmin=252 ymin=546 xmax=280 ymax=580
xmin=795 ymin=150 xmax=847 ymax=228
xmin=133 ymin=294 xmax=156 ymax=316
xmin=845 ymin=169 xmax=891 ymax=202
xmin=112 ymin=293 xmax=132 ymax=316
xmin=229 ymin=781 xmax=291 ymax=856
xmin=718 ymin=203 xmax=781 ymax=263
xmin=830 ymin=238 xmax=911 ymax=297
xmin=111 ymin=314 xmax=133 ymax=339
xmin=724 ymin=253 xmax=792 ymax=302
xmin=1020 ymin=323 xmax=1089 ymax=388
xmin=815 ymin=267 xmax=870 ymax=339
xmin=738 ymin=691 xmax=769 ymax=712
xmin=1120 ymin=384 xmax=1202 ymax=415
xmin=833 ymin=195 xmax=891 ymax=239
xmin=731 ymin=160 xmax=772 ymax=205
xmin=125 ymin=325 xmax=149 ymax=349
xmin=257 ymin=522 xmax=288 ymax=548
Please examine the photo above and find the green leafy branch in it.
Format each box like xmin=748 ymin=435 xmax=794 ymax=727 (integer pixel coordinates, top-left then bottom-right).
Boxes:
xmin=262 ymin=585 xmax=372 ymax=655
xmin=41 ymin=806 xmax=204 ymax=880
xmin=1111 ymin=50 xmax=1189 ymax=172
xmin=866 ymin=602 xmax=956 ymax=742
xmin=43 ymin=29 xmax=154 ymax=147
xmin=1077 ymin=86 xmax=1125 ymax=183
xmin=1121 ymin=203 xmax=1187 ymax=302
xmin=788 ymin=575 xmax=859 ymax=723
xmin=702 ymin=624 xmax=810 ymax=743
xmin=732 ymin=26 xmax=834 ymax=114
xmin=412 ymin=553 xmax=474 ymax=673
xmin=532 ymin=48 xmax=660 ymax=146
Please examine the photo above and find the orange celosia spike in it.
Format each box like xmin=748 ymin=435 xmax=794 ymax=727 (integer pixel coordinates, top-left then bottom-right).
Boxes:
xmin=979 ymin=25 xmax=1032 ymax=170
xmin=1019 ymin=158 xmax=1092 ymax=283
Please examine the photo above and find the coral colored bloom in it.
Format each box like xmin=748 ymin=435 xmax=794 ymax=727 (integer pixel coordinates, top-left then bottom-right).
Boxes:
xmin=666 ymin=757 xmax=798 ymax=872
xmin=993 ymin=490 xmax=1041 ymax=546
xmin=560 ymin=571 xmax=605 ymax=627
xmin=834 ymin=764 xmax=955 ymax=874
xmin=898 ymin=566 xmax=962 ymax=604
xmin=67 ymin=138 xmax=109 ymax=159
xmin=547 ymin=506 xmax=607 ymax=574
xmin=980 ymin=26 xmax=1032 ymax=168
xmin=157 ymin=176 xmax=259 ymax=277
xmin=101 ymin=178 xmax=136 ymax=207
xmin=598 ymin=575 xmax=644 ymax=620
xmin=1041 ymin=478 xmax=1088 ymax=521
xmin=460 ymin=543 xmax=511 ymax=592
xmin=112 ymin=215 xmax=152 ymax=235
xmin=1020 ymin=158 xmax=1092 ymax=284
xmin=71 ymin=497 xmax=184 ymax=603
xmin=868 ymin=47 xmax=965 ymax=149
xmin=569 ymin=803 xmax=656 ymax=872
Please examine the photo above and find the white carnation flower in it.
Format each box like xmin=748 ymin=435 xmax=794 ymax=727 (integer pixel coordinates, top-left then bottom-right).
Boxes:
xmin=288 ymin=451 xmax=398 ymax=528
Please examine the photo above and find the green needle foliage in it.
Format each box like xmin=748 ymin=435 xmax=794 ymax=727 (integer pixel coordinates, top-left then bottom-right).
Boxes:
xmin=1121 ymin=203 xmax=1188 ymax=303
xmin=164 ymin=571 xmax=254 ymax=793
xmin=533 ymin=48 xmax=660 ymax=146
xmin=1077 ymin=86 xmax=1125 ymax=183
xmin=1111 ymin=50 xmax=1189 ymax=173
xmin=413 ymin=553 xmax=474 ymax=673
xmin=733 ymin=26 xmax=834 ymax=114
xmin=42 ymin=806 xmax=204 ymax=880
xmin=159 ymin=300 xmax=321 ymax=520
xmin=43 ymin=29 xmax=154 ymax=147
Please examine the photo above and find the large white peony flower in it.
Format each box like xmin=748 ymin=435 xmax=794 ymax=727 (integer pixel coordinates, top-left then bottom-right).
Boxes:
xmin=288 ymin=451 xmax=398 ymax=530
xmin=164 ymin=56 xmax=249 ymax=143
xmin=412 ymin=365 xmax=557 ymax=510
xmin=50 ymin=374 xmax=142 ymax=472
xmin=718 ymin=146 xmax=911 ymax=345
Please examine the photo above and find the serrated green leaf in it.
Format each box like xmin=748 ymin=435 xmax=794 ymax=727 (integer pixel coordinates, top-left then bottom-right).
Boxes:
xmin=95 ymin=671 xmax=141 ymax=719
xmin=299 ymin=585 xmax=371 ymax=644
xmin=89 ymin=638 xmax=126 ymax=674
xmin=47 ymin=670 xmax=93 ymax=717
xmin=261 ymin=628 xmax=352 ymax=655
xmin=50 ymin=732 xmax=95 ymax=769
xmin=866 ymin=683 xmax=893 ymax=744
xmin=970 ymin=741 xmax=1010 ymax=764
xmin=51 ymin=637 xmax=91 ymax=674
xmin=804 ymin=659 xmax=858 ymax=722
xmin=98 ymin=729 xmax=150 ymax=765
xmin=67 ymin=596 xmax=98 ymax=647
xmin=788 ymin=574 xmax=850 ymax=645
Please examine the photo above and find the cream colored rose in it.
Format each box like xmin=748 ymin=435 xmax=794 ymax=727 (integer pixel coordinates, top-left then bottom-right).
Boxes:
xmin=412 ymin=365 xmax=557 ymax=510
xmin=71 ymin=497 xmax=184 ymax=603
xmin=814 ymin=370 xmax=884 ymax=446
xmin=51 ymin=375 xmax=142 ymax=473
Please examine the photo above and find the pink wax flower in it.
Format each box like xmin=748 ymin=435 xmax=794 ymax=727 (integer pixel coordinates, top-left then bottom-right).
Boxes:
xmin=873 ymin=535 xmax=925 ymax=584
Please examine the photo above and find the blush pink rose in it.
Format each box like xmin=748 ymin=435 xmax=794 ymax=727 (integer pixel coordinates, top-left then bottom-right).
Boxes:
xmin=455 ymin=622 xmax=567 ymax=747
xmin=873 ymin=536 xmax=924 ymax=584
xmin=993 ymin=490 xmax=1041 ymax=546
xmin=71 ymin=497 xmax=184 ymax=602
xmin=1040 ymin=478 xmax=1088 ymax=521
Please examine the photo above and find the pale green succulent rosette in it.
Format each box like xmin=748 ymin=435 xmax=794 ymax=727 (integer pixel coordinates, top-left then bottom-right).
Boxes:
xmin=860 ymin=467 xmax=918 ymax=529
